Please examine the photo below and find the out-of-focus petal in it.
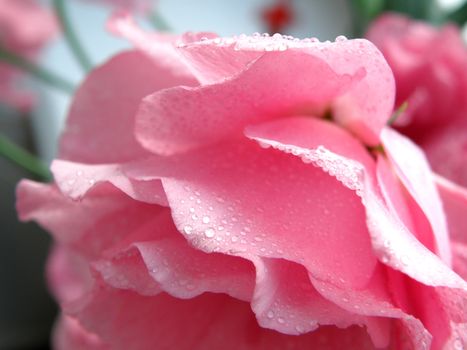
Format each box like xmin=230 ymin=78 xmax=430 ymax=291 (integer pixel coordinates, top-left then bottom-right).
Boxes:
xmin=53 ymin=314 xmax=107 ymax=350
xmin=59 ymin=50 xmax=194 ymax=164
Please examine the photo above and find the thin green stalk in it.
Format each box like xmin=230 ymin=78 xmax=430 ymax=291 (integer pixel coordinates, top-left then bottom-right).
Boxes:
xmin=53 ymin=0 xmax=93 ymax=72
xmin=387 ymin=101 xmax=409 ymax=125
xmin=0 ymin=134 xmax=51 ymax=181
xmin=148 ymin=10 xmax=171 ymax=31
xmin=0 ymin=46 xmax=75 ymax=94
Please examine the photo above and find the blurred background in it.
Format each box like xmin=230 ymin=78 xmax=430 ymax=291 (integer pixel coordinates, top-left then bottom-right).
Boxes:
xmin=1 ymin=0 xmax=466 ymax=348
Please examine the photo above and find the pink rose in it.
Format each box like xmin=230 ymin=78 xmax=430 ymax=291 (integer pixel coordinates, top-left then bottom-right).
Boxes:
xmin=0 ymin=0 xmax=57 ymax=110
xmin=366 ymin=13 xmax=467 ymax=187
xmin=17 ymin=16 xmax=467 ymax=350
xmin=82 ymin=0 xmax=156 ymax=13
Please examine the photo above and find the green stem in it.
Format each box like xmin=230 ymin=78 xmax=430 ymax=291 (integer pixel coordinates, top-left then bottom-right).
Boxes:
xmin=387 ymin=101 xmax=409 ymax=125
xmin=148 ymin=10 xmax=171 ymax=31
xmin=0 ymin=46 xmax=75 ymax=94
xmin=0 ymin=134 xmax=51 ymax=181
xmin=53 ymin=0 xmax=93 ymax=72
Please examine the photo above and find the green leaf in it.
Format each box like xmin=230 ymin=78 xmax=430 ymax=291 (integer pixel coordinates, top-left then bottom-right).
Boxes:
xmin=0 ymin=46 xmax=75 ymax=94
xmin=350 ymin=0 xmax=385 ymax=36
xmin=387 ymin=101 xmax=409 ymax=125
xmin=446 ymin=1 xmax=467 ymax=26
xmin=0 ymin=134 xmax=51 ymax=181
xmin=355 ymin=0 xmax=385 ymax=19
xmin=383 ymin=0 xmax=434 ymax=20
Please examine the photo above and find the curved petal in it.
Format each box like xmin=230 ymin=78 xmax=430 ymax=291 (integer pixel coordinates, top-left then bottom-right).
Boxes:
xmin=135 ymin=51 xmax=353 ymax=155
xmin=71 ymin=282 xmax=378 ymax=350
xmin=381 ymin=127 xmax=451 ymax=266
xmin=106 ymin=11 xmax=198 ymax=81
xmin=434 ymin=175 xmax=467 ymax=245
xmin=250 ymin=257 xmax=386 ymax=344
xmin=59 ymin=50 xmax=194 ymax=164
xmin=241 ymin=118 xmax=467 ymax=291
xmin=53 ymin=314 xmax=107 ymax=350
xmin=135 ymin=38 xmax=394 ymax=156
xmin=178 ymin=35 xmax=395 ymax=144
xmin=16 ymin=180 xmax=163 ymax=256
xmin=94 ymin=209 xmax=255 ymax=301
xmin=51 ymin=160 xmax=168 ymax=206
xmin=47 ymin=244 xmax=94 ymax=305
xmin=310 ymin=268 xmax=431 ymax=350
xmin=144 ymin=137 xmax=378 ymax=289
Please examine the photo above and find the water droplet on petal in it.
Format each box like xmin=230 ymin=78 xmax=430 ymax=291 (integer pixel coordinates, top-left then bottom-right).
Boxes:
xmin=336 ymin=35 xmax=347 ymax=42
xmin=204 ymin=228 xmax=215 ymax=238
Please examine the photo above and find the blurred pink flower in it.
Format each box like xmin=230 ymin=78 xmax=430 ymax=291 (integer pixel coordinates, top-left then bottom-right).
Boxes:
xmin=367 ymin=13 xmax=467 ymax=187
xmin=83 ymin=0 xmax=155 ymax=13
xmin=17 ymin=16 xmax=467 ymax=350
xmin=0 ymin=0 xmax=57 ymax=110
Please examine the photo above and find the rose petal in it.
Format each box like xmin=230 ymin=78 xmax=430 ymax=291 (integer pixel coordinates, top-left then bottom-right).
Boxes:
xmin=423 ymin=118 xmax=467 ymax=188
xmin=59 ymin=50 xmax=194 ymax=164
xmin=47 ymin=244 xmax=94 ymax=305
xmin=381 ymin=127 xmax=451 ymax=266
xmin=434 ymin=175 xmax=467 ymax=245
xmin=177 ymin=35 xmax=394 ymax=145
xmin=106 ymin=11 xmax=198 ymax=81
xmin=70 ymin=283 xmax=377 ymax=350
xmin=145 ymin=137 xmax=378 ymax=289
xmin=375 ymin=155 xmax=416 ymax=234
xmin=16 ymin=180 xmax=162 ymax=256
xmin=94 ymin=208 xmax=255 ymax=301
xmin=53 ymin=314 xmax=107 ymax=350
xmin=251 ymin=257 xmax=380 ymax=339
xmin=309 ymin=267 xmax=431 ymax=350
xmin=51 ymin=160 xmax=168 ymax=206
xmin=241 ymin=118 xmax=467 ymax=291
xmin=136 ymin=38 xmax=394 ymax=156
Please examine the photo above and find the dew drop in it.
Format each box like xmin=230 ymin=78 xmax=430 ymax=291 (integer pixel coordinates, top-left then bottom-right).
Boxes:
xmin=204 ymin=228 xmax=215 ymax=238
xmin=202 ymin=216 xmax=210 ymax=224
xmin=454 ymin=339 xmax=463 ymax=350
xmin=266 ymin=310 xmax=275 ymax=319
xmin=183 ymin=225 xmax=193 ymax=235
xmin=277 ymin=317 xmax=285 ymax=324
xmin=335 ymin=35 xmax=348 ymax=42
xmin=381 ymin=255 xmax=390 ymax=264
xmin=400 ymin=254 xmax=409 ymax=266
xmin=295 ymin=325 xmax=304 ymax=333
